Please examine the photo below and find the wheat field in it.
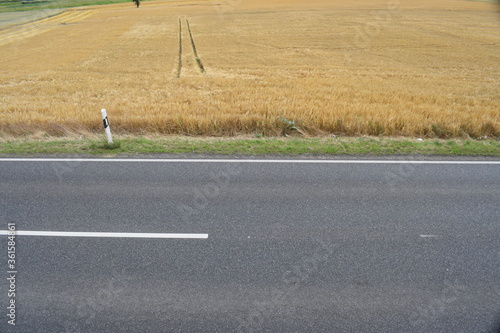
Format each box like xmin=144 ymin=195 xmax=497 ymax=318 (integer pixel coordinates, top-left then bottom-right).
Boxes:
xmin=0 ymin=0 xmax=498 ymax=138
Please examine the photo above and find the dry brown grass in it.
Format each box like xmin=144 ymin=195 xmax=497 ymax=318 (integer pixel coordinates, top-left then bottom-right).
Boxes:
xmin=0 ymin=0 xmax=498 ymax=138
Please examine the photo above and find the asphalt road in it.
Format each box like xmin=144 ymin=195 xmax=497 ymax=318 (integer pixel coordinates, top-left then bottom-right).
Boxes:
xmin=0 ymin=158 xmax=499 ymax=333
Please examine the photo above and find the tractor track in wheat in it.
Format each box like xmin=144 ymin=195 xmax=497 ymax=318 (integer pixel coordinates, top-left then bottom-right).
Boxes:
xmin=185 ymin=18 xmax=205 ymax=74
xmin=176 ymin=17 xmax=182 ymax=78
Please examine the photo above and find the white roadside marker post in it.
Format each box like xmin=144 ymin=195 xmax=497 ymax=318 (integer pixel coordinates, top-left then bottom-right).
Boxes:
xmin=101 ymin=109 xmax=113 ymax=145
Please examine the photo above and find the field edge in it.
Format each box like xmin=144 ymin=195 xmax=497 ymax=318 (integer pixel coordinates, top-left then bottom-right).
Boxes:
xmin=0 ymin=136 xmax=498 ymax=157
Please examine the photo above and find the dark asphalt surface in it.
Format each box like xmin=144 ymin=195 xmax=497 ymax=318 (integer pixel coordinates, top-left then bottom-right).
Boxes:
xmin=0 ymin=158 xmax=499 ymax=333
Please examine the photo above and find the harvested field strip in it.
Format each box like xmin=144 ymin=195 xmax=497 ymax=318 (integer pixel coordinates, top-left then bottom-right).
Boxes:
xmin=59 ymin=10 xmax=95 ymax=24
xmin=0 ymin=9 xmax=95 ymax=45
xmin=185 ymin=18 xmax=204 ymax=73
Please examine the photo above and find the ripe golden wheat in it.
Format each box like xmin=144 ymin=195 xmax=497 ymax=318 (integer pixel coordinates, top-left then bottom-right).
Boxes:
xmin=0 ymin=0 xmax=498 ymax=138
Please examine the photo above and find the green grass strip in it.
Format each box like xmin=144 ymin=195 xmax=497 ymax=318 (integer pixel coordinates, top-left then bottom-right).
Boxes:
xmin=0 ymin=137 xmax=499 ymax=156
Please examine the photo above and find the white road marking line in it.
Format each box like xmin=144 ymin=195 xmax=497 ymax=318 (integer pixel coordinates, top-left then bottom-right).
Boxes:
xmin=0 ymin=158 xmax=498 ymax=164
xmin=420 ymin=234 xmax=440 ymax=238
xmin=0 ymin=230 xmax=208 ymax=239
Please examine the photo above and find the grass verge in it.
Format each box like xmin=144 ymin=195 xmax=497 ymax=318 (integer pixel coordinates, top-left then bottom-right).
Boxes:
xmin=0 ymin=136 xmax=499 ymax=156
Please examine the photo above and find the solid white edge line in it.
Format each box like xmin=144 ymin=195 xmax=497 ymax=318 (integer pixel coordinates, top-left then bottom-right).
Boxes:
xmin=0 ymin=230 xmax=208 ymax=239
xmin=0 ymin=158 xmax=498 ymax=164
